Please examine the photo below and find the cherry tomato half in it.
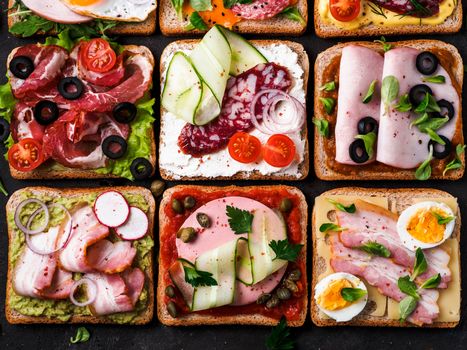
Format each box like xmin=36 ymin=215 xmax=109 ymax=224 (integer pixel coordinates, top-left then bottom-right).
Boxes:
xmin=329 ymin=0 xmax=361 ymax=22
xmin=228 ymin=132 xmax=262 ymax=164
xmin=8 ymin=138 xmax=45 ymax=172
xmin=80 ymin=38 xmax=117 ymax=73
xmin=263 ymin=134 xmax=296 ymax=168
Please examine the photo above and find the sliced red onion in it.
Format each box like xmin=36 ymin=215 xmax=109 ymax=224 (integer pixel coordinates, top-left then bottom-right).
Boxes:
xmin=250 ymin=89 xmax=305 ymax=135
xmin=70 ymin=278 xmax=97 ymax=307
xmin=15 ymin=199 xmax=49 ymax=235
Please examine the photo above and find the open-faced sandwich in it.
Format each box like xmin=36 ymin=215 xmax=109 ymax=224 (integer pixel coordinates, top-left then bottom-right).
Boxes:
xmin=5 ymin=187 xmax=155 ymax=324
xmin=0 ymin=36 xmax=156 ymax=180
xmin=314 ymin=0 xmax=462 ymax=37
xmin=8 ymin=0 xmax=157 ymax=37
xmin=157 ymin=185 xmax=307 ymax=326
xmin=314 ymin=40 xmax=464 ymax=181
xmin=159 ymin=0 xmax=307 ymax=35
xmin=312 ymin=187 xmax=461 ymax=327
xmin=160 ymin=26 xmax=309 ymax=180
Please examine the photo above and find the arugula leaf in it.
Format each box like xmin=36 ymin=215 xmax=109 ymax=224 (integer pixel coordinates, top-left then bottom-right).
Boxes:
xmin=411 ymin=248 xmax=428 ymax=281
xmin=414 ymin=93 xmax=440 ymax=114
xmin=422 ymin=75 xmax=446 ymax=84
xmin=394 ymin=94 xmax=412 ymax=112
xmin=171 ymin=0 xmax=185 ymax=18
xmin=70 ymin=327 xmax=90 ymax=344
xmin=266 ymin=317 xmax=294 ymax=350
xmin=269 ymin=239 xmax=303 ymax=262
xmin=226 ymin=205 xmax=254 ymax=234
xmin=374 ymin=36 xmax=392 ymax=52
xmin=355 ymin=131 xmax=377 ymax=158
xmin=420 ymin=274 xmax=441 ymax=289
xmin=431 ymin=211 xmax=455 ymax=225
xmin=185 ymin=12 xmax=208 ymax=31
xmin=341 ymin=288 xmax=367 ymax=302
xmin=312 ymin=118 xmax=329 ymax=138
xmin=319 ymin=97 xmax=335 ymax=115
xmin=190 ymin=0 xmax=213 ymax=11
xmin=280 ymin=6 xmax=306 ymax=25
xmin=425 ymin=128 xmax=446 ymax=146
xmin=443 ymin=144 xmax=466 ymax=175
xmin=381 ymin=75 xmax=399 ymax=109
xmin=0 ymin=83 xmax=16 ymax=123
xmin=358 ymin=241 xmax=391 ymax=258
xmin=415 ymin=145 xmax=433 ymax=181
xmin=319 ymin=223 xmax=347 ymax=233
xmin=397 ymin=276 xmax=420 ymax=299
xmin=10 ymin=15 xmax=54 ymax=37
xmin=319 ymin=81 xmax=336 ymax=92
xmin=399 ymin=295 xmax=418 ymax=322
xmin=183 ymin=264 xmax=218 ymax=287
xmin=362 ymin=80 xmax=377 ymax=104
xmin=0 ymin=179 xmax=7 ymax=196
xmin=327 ymin=198 xmax=356 ymax=213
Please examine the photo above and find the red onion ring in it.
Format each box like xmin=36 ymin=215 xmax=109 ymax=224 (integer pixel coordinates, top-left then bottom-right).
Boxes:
xmin=15 ymin=199 xmax=49 ymax=235
xmin=69 ymin=278 xmax=97 ymax=307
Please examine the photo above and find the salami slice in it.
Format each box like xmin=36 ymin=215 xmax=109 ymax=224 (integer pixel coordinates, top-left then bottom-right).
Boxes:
xmin=369 ymin=0 xmax=439 ymax=18
xmin=231 ymin=0 xmax=291 ymax=20
xmin=178 ymin=62 xmax=292 ymax=157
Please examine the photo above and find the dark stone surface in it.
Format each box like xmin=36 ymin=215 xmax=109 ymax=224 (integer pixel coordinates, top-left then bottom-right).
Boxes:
xmin=0 ymin=0 xmax=466 ymax=349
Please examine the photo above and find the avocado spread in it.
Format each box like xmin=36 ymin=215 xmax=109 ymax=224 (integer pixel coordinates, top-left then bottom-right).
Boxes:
xmin=8 ymin=191 xmax=154 ymax=324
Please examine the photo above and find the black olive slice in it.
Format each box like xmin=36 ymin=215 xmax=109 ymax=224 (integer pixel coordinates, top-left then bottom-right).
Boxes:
xmin=102 ymin=135 xmax=128 ymax=159
xmin=113 ymin=102 xmax=137 ymax=124
xmin=409 ymin=84 xmax=433 ymax=106
xmin=0 ymin=119 xmax=10 ymax=142
xmin=416 ymin=52 xmax=439 ymax=76
xmin=9 ymin=56 xmax=34 ymax=79
xmin=130 ymin=158 xmax=153 ymax=180
xmin=58 ymin=77 xmax=84 ymax=100
xmin=431 ymin=99 xmax=455 ymax=121
xmin=349 ymin=139 xmax=369 ymax=164
xmin=428 ymin=136 xmax=452 ymax=159
xmin=33 ymin=100 xmax=59 ymax=126
xmin=357 ymin=117 xmax=378 ymax=135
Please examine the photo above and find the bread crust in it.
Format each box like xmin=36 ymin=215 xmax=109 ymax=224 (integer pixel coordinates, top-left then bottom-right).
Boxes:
xmin=157 ymin=185 xmax=308 ymax=326
xmin=159 ymin=40 xmax=309 ymax=181
xmin=159 ymin=0 xmax=308 ymax=36
xmin=314 ymin=0 xmax=463 ymax=38
xmin=313 ymin=40 xmax=465 ymax=181
xmin=5 ymin=186 xmax=155 ymax=325
xmin=311 ymin=187 xmax=462 ymax=328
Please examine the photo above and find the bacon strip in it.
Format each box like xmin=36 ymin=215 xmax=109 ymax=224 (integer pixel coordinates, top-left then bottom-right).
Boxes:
xmin=87 ymin=240 xmax=136 ymax=274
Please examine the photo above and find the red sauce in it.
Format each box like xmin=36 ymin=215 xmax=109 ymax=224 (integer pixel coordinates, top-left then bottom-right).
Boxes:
xmin=160 ymin=187 xmax=306 ymax=321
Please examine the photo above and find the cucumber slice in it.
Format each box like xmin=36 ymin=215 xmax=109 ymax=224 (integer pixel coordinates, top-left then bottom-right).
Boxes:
xmin=169 ymin=259 xmax=195 ymax=309
xmin=217 ymin=25 xmax=268 ymax=76
xmin=236 ymin=237 xmax=253 ymax=285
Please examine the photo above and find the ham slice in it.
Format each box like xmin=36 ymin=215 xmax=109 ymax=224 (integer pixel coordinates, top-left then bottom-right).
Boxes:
xmin=121 ymin=268 xmax=145 ymax=305
xmin=87 ymin=240 xmax=136 ymax=274
xmin=377 ymin=47 xmax=460 ymax=168
xmin=335 ymin=45 xmax=384 ymax=165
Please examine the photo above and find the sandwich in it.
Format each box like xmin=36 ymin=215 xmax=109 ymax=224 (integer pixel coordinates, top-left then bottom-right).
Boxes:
xmin=0 ymin=36 xmax=156 ymax=180
xmin=312 ymin=187 xmax=461 ymax=327
xmin=314 ymin=0 xmax=462 ymax=37
xmin=5 ymin=186 xmax=155 ymax=324
xmin=313 ymin=40 xmax=464 ymax=181
xmin=157 ymin=185 xmax=308 ymax=326
xmin=159 ymin=26 xmax=309 ymax=181
xmin=159 ymin=0 xmax=307 ymax=35
xmin=8 ymin=0 xmax=157 ymax=37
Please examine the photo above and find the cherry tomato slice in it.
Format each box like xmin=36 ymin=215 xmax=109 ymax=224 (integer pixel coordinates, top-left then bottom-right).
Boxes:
xmin=263 ymin=134 xmax=296 ymax=168
xmin=81 ymin=38 xmax=117 ymax=73
xmin=228 ymin=132 xmax=262 ymax=164
xmin=8 ymin=138 xmax=45 ymax=172
xmin=329 ymin=0 xmax=361 ymax=22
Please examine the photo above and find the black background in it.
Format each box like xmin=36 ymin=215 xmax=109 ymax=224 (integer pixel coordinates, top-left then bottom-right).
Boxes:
xmin=0 ymin=0 xmax=466 ymax=349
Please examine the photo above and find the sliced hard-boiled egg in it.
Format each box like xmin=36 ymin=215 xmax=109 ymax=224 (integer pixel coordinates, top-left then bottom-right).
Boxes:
xmin=314 ymin=272 xmax=368 ymax=322
xmin=397 ymin=201 xmax=456 ymax=251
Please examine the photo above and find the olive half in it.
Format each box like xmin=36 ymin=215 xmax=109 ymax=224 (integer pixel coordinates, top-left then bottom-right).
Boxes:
xmin=432 ymin=99 xmax=455 ymax=121
xmin=409 ymin=84 xmax=433 ymax=106
xmin=416 ymin=52 xmax=439 ymax=76
xmin=0 ymin=119 xmax=10 ymax=143
xmin=113 ymin=102 xmax=137 ymax=124
xmin=357 ymin=117 xmax=378 ymax=135
xmin=428 ymin=136 xmax=452 ymax=159
xmin=130 ymin=157 xmax=153 ymax=180
xmin=9 ymin=56 xmax=34 ymax=79
xmin=58 ymin=77 xmax=84 ymax=100
xmin=349 ymin=139 xmax=369 ymax=164
xmin=33 ymin=100 xmax=59 ymax=126
xmin=102 ymin=135 xmax=128 ymax=159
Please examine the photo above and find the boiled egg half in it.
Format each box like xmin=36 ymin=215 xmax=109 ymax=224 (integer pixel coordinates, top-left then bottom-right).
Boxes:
xmin=314 ymin=272 xmax=368 ymax=322
xmin=396 ymin=201 xmax=455 ymax=251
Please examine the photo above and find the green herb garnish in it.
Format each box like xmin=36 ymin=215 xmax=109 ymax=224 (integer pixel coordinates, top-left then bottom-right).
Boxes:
xmin=269 ymin=239 xmax=303 ymax=262
xmin=226 ymin=205 xmax=254 ymax=234
xmin=425 ymin=128 xmax=446 ymax=146
xmin=319 ymin=97 xmax=335 ymax=115
xmin=327 ymin=199 xmax=356 ymax=213
xmin=420 ymin=274 xmax=441 ymax=289
xmin=319 ymin=223 xmax=347 ymax=233
xmin=381 ymin=75 xmax=399 ymax=109
xmin=280 ymin=6 xmax=306 ymax=25
xmin=394 ymin=94 xmax=412 ymax=112
xmin=358 ymin=241 xmax=391 ymax=258
xmin=355 ymin=131 xmax=377 ymax=158
xmin=399 ymin=295 xmax=418 ymax=322
xmin=0 ymin=178 xmax=7 ymax=196
xmin=411 ymin=248 xmax=428 ymax=281
xmin=415 ymin=146 xmax=433 ymax=181
xmin=171 ymin=0 xmax=185 ymax=18
xmin=319 ymin=81 xmax=336 ymax=92
xmin=223 ymin=0 xmax=253 ymax=8
xmin=312 ymin=118 xmax=329 ymax=138
xmin=431 ymin=211 xmax=455 ymax=225
xmin=190 ymin=0 xmax=213 ymax=11
xmin=443 ymin=144 xmax=466 ymax=175
xmin=414 ymin=93 xmax=440 ymax=114
xmin=185 ymin=12 xmax=208 ymax=31
xmin=362 ymin=80 xmax=377 ymax=104
xmin=341 ymin=288 xmax=367 ymax=302
xmin=266 ymin=317 xmax=294 ymax=350
xmin=416 ymin=116 xmax=449 ymax=133
xmin=70 ymin=327 xmax=90 ymax=344
xmin=183 ymin=264 xmax=218 ymax=287
xmin=374 ymin=36 xmax=392 ymax=52
xmin=398 ymin=276 xmax=420 ymax=299
xmin=422 ymin=75 xmax=446 ymax=84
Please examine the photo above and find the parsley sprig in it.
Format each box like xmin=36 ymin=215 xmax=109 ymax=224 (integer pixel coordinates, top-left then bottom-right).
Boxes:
xmin=266 ymin=317 xmax=294 ymax=350
xmin=269 ymin=239 xmax=303 ymax=262
xmin=183 ymin=263 xmax=218 ymax=288
xmin=226 ymin=206 xmax=254 ymax=234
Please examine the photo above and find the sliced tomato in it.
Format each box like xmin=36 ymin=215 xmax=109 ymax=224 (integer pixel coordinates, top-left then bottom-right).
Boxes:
xmin=228 ymin=132 xmax=262 ymax=164
xmin=8 ymin=138 xmax=45 ymax=172
xmin=263 ymin=134 xmax=296 ymax=168
xmin=329 ymin=0 xmax=360 ymax=22
xmin=80 ymin=38 xmax=117 ymax=73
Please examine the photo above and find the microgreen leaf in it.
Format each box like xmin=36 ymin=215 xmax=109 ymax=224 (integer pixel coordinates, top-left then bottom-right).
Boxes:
xmin=415 ymin=146 xmax=433 ymax=181
xmin=399 ymin=296 xmax=418 ymax=322
xmin=319 ymin=81 xmax=336 ymax=92
xmin=358 ymin=241 xmax=391 ymax=258
xmin=425 ymin=128 xmax=446 ymax=145
xmin=355 ymin=131 xmax=377 ymax=158
xmin=280 ymin=6 xmax=306 ymax=25
xmin=312 ymin=118 xmax=330 ymax=138
xmin=374 ymin=36 xmax=392 ymax=52
xmin=327 ymin=198 xmax=356 ymax=213
xmin=422 ymin=75 xmax=446 ymax=84
xmin=319 ymin=223 xmax=347 ymax=233
xmin=398 ymin=276 xmax=420 ymax=299
xmin=420 ymin=274 xmax=441 ymax=289
xmin=395 ymin=94 xmax=412 ymax=112
xmin=411 ymin=248 xmax=428 ymax=281
xmin=341 ymin=288 xmax=367 ymax=302
xmin=70 ymin=327 xmax=90 ymax=344
xmin=381 ymin=76 xmax=399 ymax=109
xmin=443 ymin=144 xmax=466 ymax=176
xmin=362 ymin=80 xmax=377 ymax=104
xmin=319 ymin=97 xmax=335 ymax=115
xmin=431 ymin=211 xmax=455 ymax=225
xmin=185 ymin=12 xmax=208 ymax=31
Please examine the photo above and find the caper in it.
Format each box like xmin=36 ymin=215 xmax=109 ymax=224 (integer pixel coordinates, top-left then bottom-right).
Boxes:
xmin=167 ymin=301 xmax=178 ymax=318
xmin=196 ymin=213 xmax=211 ymax=228
xmin=150 ymin=180 xmax=165 ymax=197
xmin=172 ymin=199 xmax=183 ymax=214
xmin=165 ymin=285 xmax=176 ymax=298
xmin=256 ymin=293 xmax=272 ymax=305
xmin=177 ymin=227 xmax=197 ymax=243
xmin=284 ymin=279 xmax=299 ymax=293
xmin=288 ymin=269 xmax=302 ymax=282
xmin=276 ymin=287 xmax=292 ymax=300
xmin=265 ymin=295 xmax=280 ymax=309
xmin=279 ymin=198 xmax=293 ymax=213
xmin=183 ymin=196 xmax=196 ymax=209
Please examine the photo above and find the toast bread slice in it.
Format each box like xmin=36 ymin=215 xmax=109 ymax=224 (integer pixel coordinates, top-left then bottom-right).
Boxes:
xmin=6 ymin=45 xmax=157 ymax=180
xmin=5 ymin=186 xmax=155 ymax=325
xmin=159 ymin=40 xmax=309 ymax=181
xmin=311 ymin=187 xmax=461 ymax=328
xmin=314 ymin=40 xmax=464 ymax=181
xmin=159 ymin=0 xmax=307 ymax=36
xmin=7 ymin=0 xmax=157 ymax=36
xmin=314 ymin=0 xmax=463 ymax=38
xmin=157 ymin=185 xmax=308 ymax=326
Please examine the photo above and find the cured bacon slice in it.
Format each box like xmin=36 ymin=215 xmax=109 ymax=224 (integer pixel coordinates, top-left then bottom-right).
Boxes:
xmin=121 ymin=268 xmax=145 ymax=305
xmin=38 ymin=268 xmax=74 ymax=299
xmin=87 ymin=240 xmax=136 ymax=274
xmin=231 ymin=0 xmax=290 ymax=20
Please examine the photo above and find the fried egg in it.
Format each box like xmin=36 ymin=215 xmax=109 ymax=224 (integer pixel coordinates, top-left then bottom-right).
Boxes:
xmin=397 ymin=201 xmax=456 ymax=251
xmin=314 ymin=272 xmax=368 ymax=322
xmin=61 ymin=0 xmax=156 ymax=22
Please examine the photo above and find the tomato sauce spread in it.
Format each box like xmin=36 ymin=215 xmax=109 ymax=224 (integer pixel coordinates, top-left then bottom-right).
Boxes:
xmin=160 ymin=187 xmax=306 ymax=321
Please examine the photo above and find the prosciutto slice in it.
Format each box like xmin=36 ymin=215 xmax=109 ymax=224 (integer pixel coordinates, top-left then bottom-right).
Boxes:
xmin=11 ymin=103 xmax=45 ymax=142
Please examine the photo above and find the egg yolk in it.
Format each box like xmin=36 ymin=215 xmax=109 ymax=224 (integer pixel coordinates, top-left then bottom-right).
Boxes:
xmin=406 ymin=209 xmax=447 ymax=243
xmin=68 ymin=0 xmax=101 ymax=5
xmin=317 ymin=279 xmax=353 ymax=311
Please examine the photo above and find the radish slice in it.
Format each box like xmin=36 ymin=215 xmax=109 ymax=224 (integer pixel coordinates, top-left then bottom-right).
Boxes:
xmin=94 ymin=191 xmax=130 ymax=228
xmin=115 ymin=207 xmax=149 ymax=240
